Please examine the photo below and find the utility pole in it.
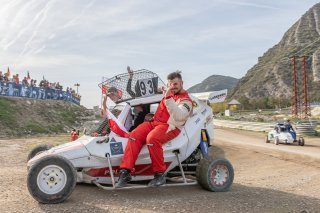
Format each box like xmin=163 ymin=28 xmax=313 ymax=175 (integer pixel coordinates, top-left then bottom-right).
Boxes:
xmin=292 ymin=56 xmax=298 ymax=118
xmin=74 ymin=83 xmax=80 ymax=94
xmin=302 ymin=56 xmax=311 ymax=119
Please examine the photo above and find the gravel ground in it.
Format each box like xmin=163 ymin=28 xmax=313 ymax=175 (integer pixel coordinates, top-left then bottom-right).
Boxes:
xmin=0 ymin=130 xmax=319 ymax=213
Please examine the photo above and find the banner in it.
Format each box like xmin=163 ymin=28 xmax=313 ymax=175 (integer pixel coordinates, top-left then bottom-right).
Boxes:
xmin=191 ymin=89 xmax=228 ymax=104
xmin=208 ymin=89 xmax=228 ymax=103
xmin=0 ymin=82 xmax=80 ymax=105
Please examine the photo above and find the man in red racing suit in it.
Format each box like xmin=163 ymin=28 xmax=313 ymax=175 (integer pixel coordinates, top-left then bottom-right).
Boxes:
xmin=117 ymin=71 xmax=193 ymax=187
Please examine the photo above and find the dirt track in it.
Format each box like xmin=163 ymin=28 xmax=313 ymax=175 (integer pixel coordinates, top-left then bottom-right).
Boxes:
xmin=0 ymin=129 xmax=320 ymax=213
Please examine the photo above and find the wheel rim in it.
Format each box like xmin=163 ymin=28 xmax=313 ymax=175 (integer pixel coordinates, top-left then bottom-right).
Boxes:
xmin=37 ymin=165 xmax=67 ymax=194
xmin=210 ymin=164 xmax=229 ymax=186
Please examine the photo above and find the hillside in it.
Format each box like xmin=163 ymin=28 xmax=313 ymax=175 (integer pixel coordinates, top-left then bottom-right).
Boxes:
xmin=188 ymin=75 xmax=238 ymax=93
xmin=229 ymin=3 xmax=320 ymax=102
xmin=0 ymin=97 xmax=93 ymax=137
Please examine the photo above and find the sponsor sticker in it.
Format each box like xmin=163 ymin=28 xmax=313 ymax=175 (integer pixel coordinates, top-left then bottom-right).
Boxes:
xmin=201 ymin=108 xmax=207 ymax=115
xmin=110 ymin=137 xmax=117 ymax=143
xmin=183 ymin=103 xmax=191 ymax=112
xmin=110 ymin=142 xmax=124 ymax=155
xmin=191 ymin=112 xmax=198 ymax=117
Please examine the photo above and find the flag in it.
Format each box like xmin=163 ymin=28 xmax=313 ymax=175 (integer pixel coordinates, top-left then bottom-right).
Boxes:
xmin=106 ymin=108 xmax=129 ymax=138
xmin=43 ymin=75 xmax=45 ymax=80
xmin=27 ymin=71 xmax=30 ymax=80
xmin=7 ymin=67 xmax=10 ymax=78
xmin=102 ymin=85 xmax=107 ymax=94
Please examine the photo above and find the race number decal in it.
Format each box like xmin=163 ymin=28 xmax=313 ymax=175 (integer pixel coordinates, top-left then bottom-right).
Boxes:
xmin=137 ymin=78 xmax=155 ymax=97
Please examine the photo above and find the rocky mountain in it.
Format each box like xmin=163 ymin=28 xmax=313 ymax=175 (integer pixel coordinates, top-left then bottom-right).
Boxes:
xmin=188 ymin=75 xmax=238 ymax=93
xmin=229 ymin=3 xmax=320 ymax=102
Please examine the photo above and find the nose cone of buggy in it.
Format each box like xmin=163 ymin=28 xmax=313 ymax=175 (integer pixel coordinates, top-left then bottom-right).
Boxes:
xmin=27 ymin=136 xmax=92 ymax=169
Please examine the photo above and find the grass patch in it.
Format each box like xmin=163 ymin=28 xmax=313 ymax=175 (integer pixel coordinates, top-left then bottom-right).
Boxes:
xmin=48 ymin=124 xmax=64 ymax=133
xmin=0 ymin=98 xmax=18 ymax=128
xmin=26 ymin=122 xmax=49 ymax=134
xmin=58 ymin=109 xmax=77 ymax=125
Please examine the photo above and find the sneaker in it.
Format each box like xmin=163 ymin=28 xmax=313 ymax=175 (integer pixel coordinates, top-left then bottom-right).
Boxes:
xmin=116 ymin=169 xmax=132 ymax=188
xmin=148 ymin=172 xmax=166 ymax=187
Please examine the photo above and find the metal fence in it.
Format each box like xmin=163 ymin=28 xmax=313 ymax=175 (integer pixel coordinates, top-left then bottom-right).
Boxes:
xmin=214 ymin=119 xmax=318 ymax=135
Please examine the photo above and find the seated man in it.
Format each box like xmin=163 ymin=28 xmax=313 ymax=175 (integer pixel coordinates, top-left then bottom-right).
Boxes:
xmin=94 ymin=87 xmax=123 ymax=137
xmin=129 ymin=104 xmax=150 ymax=132
xmin=117 ymin=71 xmax=193 ymax=187
xmin=284 ymin=118 xmax=296 ymax=141
xmin=144 ymin=113 xmax=154 ymax=121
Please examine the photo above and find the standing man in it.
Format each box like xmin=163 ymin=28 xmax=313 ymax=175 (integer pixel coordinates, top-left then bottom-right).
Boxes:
xmin=117 ymin=71 xmax=193 ymax=187
xmin=70 ymin=129 xmax=78 ymax=141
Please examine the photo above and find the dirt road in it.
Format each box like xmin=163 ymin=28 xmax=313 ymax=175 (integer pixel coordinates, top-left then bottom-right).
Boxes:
xmin=0 ymin=130 xmax=319 ymax=213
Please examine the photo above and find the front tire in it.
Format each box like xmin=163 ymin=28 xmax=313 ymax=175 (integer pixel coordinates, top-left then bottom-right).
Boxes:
xmin=27 ymin=155 xmax=77 ymax=204
xmin=27 ymin=144 xmax=53 ymax=161
xmin=274 ymin=137 xmax=279 ymax=145
xmin=265 ymin=135 xmax=270 ymax=143
xmin=197 ymin=158 xmax=234 ymax=192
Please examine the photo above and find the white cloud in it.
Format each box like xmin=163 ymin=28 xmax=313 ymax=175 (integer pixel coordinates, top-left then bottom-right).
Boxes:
xmin=222 ymin=0 xmax=280 ymax=10
xmin=0 ymin=0 xmax=319 ymax=108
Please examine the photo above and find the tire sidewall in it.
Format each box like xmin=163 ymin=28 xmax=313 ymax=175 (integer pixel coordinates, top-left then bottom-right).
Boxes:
xmin=199 ymin=158 xmax=234 ymax=192
xmin=27 ymin=155 xmax=77 ymax=204
xmin=27 ymin=144 xmax=52 ymax=161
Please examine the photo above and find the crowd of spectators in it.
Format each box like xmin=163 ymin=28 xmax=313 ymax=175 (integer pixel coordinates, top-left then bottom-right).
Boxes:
xmin=0 ymin=69 xmax=81 ymax=100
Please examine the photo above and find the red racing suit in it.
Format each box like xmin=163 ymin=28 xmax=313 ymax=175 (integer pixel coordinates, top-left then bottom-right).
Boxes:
xmin=120 ymin=91 xmax=192 ymax=173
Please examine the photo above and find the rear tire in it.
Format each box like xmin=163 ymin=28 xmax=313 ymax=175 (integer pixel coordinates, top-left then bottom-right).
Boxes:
xmin=27 ymin=144 xmax=52 ymax=161
xmin=197 ymin=158 xmax=234 ymax=192
xmin=27 ymin=155 xmax=77 ymax=204
xmin=196 ymin=157 xmax=212 ymax=186
xmin=298 ymin=137 xmax=305 ymax=146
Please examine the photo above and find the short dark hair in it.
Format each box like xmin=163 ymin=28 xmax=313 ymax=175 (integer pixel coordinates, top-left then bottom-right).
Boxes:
xmin=107 ymin=86 xmax=118 ymax=94
xmin=167 ymin=70 xmax=182 ymax=80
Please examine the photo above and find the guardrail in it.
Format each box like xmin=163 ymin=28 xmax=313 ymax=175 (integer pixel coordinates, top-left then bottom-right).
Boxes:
xmin=214 ymin=119 xmax=318 ymax=135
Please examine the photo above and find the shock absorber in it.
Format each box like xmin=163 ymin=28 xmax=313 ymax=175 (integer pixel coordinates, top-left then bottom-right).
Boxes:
xmin=200 ymin=129 xmax=209 ymax=158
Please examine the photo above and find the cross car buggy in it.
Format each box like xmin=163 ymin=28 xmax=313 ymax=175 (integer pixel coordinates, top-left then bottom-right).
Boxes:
xmin=265 ymin=123 xmax=305 ymax=146
xmin=27 ymin=70 xmax=234 ymax=204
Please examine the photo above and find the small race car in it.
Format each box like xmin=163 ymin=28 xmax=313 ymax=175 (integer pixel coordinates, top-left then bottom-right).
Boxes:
xmin=26 ymin=69 xmax=234 ymax=204
xmin=265 ymin=123 xmax=305 ymax=146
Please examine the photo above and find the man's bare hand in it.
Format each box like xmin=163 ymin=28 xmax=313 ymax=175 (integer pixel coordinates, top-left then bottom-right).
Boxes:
xmin=100 ymin=109 xmax=106 ymax=118
xmin=164 ymin=85 xmax=173 ymax=97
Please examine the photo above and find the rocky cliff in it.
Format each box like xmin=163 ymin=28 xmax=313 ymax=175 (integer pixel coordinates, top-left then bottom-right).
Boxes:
xmin=230 ymin=3 xmax=320 ymax=101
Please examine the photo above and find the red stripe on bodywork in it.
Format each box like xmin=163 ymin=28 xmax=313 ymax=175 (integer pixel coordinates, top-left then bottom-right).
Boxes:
xmin=85 ymin=162 xmax=172 ymax=177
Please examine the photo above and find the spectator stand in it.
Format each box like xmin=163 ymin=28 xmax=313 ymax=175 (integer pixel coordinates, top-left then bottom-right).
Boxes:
xmin=0 ymin=76 xmax=80 ymax=105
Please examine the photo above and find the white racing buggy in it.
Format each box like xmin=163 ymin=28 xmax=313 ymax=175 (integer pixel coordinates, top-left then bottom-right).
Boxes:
xmin=265 ymin=123 xmax=305 ymax=146
xmin=27 ymin=70 xmax=234 ymax=204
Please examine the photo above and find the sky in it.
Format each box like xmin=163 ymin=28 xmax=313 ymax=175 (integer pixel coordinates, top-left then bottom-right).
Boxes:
xmin=0 ymin=0 xmax=319 ymax=108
